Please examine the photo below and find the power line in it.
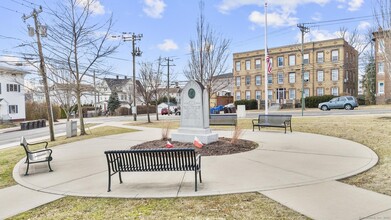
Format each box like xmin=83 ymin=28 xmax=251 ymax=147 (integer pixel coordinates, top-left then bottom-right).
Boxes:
xmin=0 ymin=5 xmax=23 ymax=14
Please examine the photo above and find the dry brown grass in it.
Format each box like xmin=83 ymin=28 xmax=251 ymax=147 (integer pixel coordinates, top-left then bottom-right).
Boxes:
xmin=161 ymin=122 xmax=171 ymax=140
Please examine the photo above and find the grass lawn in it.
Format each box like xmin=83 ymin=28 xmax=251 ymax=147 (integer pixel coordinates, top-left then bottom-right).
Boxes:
xmin=7 ymin=114 xmax=391 ymax=219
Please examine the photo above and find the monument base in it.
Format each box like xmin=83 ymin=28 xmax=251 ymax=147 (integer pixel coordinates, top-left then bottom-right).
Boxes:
xmin=171 ymin=127 xmax=218 ymax=144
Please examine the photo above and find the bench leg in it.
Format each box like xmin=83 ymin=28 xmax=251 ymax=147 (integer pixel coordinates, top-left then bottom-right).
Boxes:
xmin=107 ymin=171 xmax=112 ymax=192
xmin=119 ymin=171 xmax=123 ymax=184
xmin=48 ymin=160 xmax=53 ymax=172
xmin=25 ymin=162 xmax=30 ymax=176
xmin=199 ymin=170 xmax=202 ymax=183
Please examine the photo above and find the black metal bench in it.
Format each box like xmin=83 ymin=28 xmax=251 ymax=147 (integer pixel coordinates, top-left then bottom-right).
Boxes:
xmin=209 ymin=114 xmax=237 ymax=126
xmin=104 ymin=148 xmax=202 ymax=192
xmin=20 ymin=136 xmax=53 ymax=175
xmin=252 ymin=114 xmax=292 ymax=133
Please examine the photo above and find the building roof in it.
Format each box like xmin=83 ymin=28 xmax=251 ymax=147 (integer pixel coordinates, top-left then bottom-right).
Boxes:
xmin=0 ymin=66 xmax=29 ymax=75
xmin=104 ymin=78 xmax=132 ymax=92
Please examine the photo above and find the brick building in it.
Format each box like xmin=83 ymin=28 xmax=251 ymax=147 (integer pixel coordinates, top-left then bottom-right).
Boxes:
xmin=373 ymin=30 xmax=390 ymax=104
xmin=232 ymin=38 xmax=358 ymax=105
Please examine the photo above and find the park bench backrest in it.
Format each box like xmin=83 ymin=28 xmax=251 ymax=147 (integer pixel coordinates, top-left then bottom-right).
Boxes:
xmin=258 ymin=115 xmax=292 ymax=125
xmin=20 ymin=136 xmax=31 ymax=152
xmin=105 ymin=148 xmax=197 ymax=173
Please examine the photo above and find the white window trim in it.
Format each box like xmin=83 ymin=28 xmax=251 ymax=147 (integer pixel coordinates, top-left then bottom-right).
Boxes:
xmin=289 ymin=72 xmax=296 ymax=83
xmin=379 ymin=81 xmax=385 ymax=94
xmin=277 ymin=72 xmax=284 ymax=84
xmin=289 ymin=55 xmax=295 ymax=66
xmin=255 ymin=75 xmax=261 ymax=86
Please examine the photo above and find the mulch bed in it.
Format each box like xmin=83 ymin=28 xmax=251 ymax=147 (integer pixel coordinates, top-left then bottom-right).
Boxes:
xmin=131 ymin=137 xmax=258 ymax=156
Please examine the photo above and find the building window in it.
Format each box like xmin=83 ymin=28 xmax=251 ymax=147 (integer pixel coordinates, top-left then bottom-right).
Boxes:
xmin=255 ymin=75 xmax=261 ymax=86
xmin=9 ymin=105 xmax=18 ymax=114
xmin=289 ymin=72 xmax=296 ymax=83
xmin=289 ymin=55 xmax=295 ymax=66
xmin=379 ymin=39 xmax=385 ymax=54
xmin=235 ymin=61 xmax=241 ymax=71
xmin=303 ymin=53 xmax=309 ymax=64
xmin=255 ymin=59 xmax=261 ymax=69
xmin=378 ymin=62 xmax=384 ymax=74
xmin=255 ymin=90 xmax=261 ymax=100
xmin=317 ymin=70 xmax=324 ymax=82
xmin=289 ymin=89 xmax=295 ymax=100
xmin=267 ymin=74 xmax=273 ymax=84
xmin=277 ymin=72 xmax=284 ymax=84
xmin=379 ymin=82 xmax=384 ymax=94
xmin=317 ymin=52 xmax=324 ymax=63
xmin=304 ymin=71 xmax=310 ymax=82
xmin=245 ymin=90 xmax=251 ymax=100
xmin=317 ymin=87 xmax=324 ymax=96
xmin=331 ymin=87 xmax=339 ymax=96
xmin=245 ymin=60 xmax=251 ymax=70
xmin=304 ymin=88 xmax=310 ymax=98
xmin=277 ymin=56 xmax=284 ymax=67
xmin=245 ymin=76 xmax=251 ymax=85
xmin=331 ymin=69 xmax=339 ymax=81
xmin=236 ymin=76 xmax=241 ymax=87
xmin=268 ymin=89 xmax=273 ymax=100
xmin=6 ymin=84 xmax=20 ymax=92
xmin=236 ymin=91 xmax=241 ymax=100
xmin=331 ymin=50 xmax=339 ymax=62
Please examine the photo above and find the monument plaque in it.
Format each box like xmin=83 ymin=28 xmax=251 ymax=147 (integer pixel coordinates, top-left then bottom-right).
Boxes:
xmin=171 ymin=80 xmax=218 ymax=144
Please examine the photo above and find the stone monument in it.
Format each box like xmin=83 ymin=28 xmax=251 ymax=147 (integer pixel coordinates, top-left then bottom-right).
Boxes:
xmin=171 ymin=80 xmax=218 ymax=144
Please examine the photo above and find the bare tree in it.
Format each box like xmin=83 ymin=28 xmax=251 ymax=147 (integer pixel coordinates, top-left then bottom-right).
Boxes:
xmin=137 ymin=62 xmax=158 ymax=123
xmin=46 ymin=0 xmax=118 ymax=135
xmin=337 ymin=26 xmax=372 ymax=56
xmin=184 ymin=0 xmax=231 ymax=105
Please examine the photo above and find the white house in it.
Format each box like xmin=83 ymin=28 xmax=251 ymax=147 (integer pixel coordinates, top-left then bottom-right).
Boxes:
xmin=0 ymin=66 xmax=28 ymax=121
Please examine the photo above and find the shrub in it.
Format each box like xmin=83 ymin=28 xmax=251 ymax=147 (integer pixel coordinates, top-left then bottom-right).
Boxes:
xmin=234 ymin=99 xmax=258 ymax=110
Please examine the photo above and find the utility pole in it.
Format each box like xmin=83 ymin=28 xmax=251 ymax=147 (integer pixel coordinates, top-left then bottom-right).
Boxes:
xmin=93 ymin=70 xmax=97 ymax=116
xmin=162 ymin=57 xmax=175 ymax=104
xmin=115 ymin=33 xmax=143 ymax=121
xmin=23 ymin=6 xmax=55 ymax=141
xmin=297 ymin=23 xmax=310 ymax=117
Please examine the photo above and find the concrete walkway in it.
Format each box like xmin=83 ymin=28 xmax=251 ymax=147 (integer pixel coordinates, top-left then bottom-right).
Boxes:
xmin=2 ymin=123 xmax=391 ymax=219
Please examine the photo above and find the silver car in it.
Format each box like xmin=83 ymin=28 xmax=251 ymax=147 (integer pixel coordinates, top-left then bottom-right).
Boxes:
xmin=318 ymin=96 xmax=358 ymax=111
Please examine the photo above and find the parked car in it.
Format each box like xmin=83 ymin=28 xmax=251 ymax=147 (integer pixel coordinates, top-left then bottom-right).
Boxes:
xmin=318 ymin=96 xmax=358 ymax=111
xmin=161 ymin=108 xmax=172 ymax=115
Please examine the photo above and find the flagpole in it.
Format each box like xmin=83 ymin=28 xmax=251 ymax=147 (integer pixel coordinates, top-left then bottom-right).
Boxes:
xmin=264 ymin=0 xmax=269 ymax=115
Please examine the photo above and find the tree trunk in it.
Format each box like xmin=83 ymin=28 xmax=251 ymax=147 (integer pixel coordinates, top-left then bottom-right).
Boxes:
xmin=76 ymin=85 xmax=86 ymax=135
xmin=147 ymin=103 xmax=151 ymax=123
xmin=155 ymin=100 xmax=159 ymax=121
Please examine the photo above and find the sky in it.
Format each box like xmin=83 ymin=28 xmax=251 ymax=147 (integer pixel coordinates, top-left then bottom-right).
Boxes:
xmin=0 ymin=0 xmax=377 ymax=83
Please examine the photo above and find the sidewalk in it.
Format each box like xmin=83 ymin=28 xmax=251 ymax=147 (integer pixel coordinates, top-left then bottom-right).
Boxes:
xmin=1 ymin=123 xmax=391 ymax=219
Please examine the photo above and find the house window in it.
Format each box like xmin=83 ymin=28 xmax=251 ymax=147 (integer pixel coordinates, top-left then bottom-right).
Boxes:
xmin=304 ymin=88 xmax=310 ymax=98
xmin=255 ymin=90 xmax=261 ymax=100
xmin=245 ymin=90 xmax=251 ymax=100
xmin=304 ymin=71 xmax=310 ymax=82
xmin=331 ymin=50 xmax=339 ymax=62
xmin=317 ymin=52 xmax=324 ymax=63
xmin=255 ymin=59 xmax=261 ymax=69
xmin=268 ymin=89 xmax=273 ymax=100
xmin=245 ymin=76 xmax=251 ymax=85
xmin=277 ymin=56 xmax=284 ymax=67
xmin=255 ymin=75 xmax=261 ymax=86
xmin=317 ymin=70 xmax=324 ymax=82
xmin=317 ymin=87 xmax=324 ymax=96
xmin=331 ymin=87 xmax=339 ymax=96
xmin=9 ymin=105 xmax=18 ymax=114
xmin=303 ymin=53 xmax=309 ymax=64
xmin=235 ymin=61 xmax=241 ymax=71
xmin=245 ymin=60 xmax=251 ymax=70
xmin=236 ymin=91 xmax=241 ymax=100
xmin=236 ymin=76 xmax=241 ymax=86
xmin=267 ymin=74 xmax=273 ymax=84
xmin=331 ymin=69 xmax=339 ymax=81
xmin=6 ymin=84 xmax=20 ymax=92
xmin=277 ymin=72 xmax=284 ymax=84
xmin=289 ymin=89 xmax=295 ymax=100
xmin=289 ymin=55 xmax=295 ymax=66
xmin=379 ymin=82 xmax=384 ymax=94
xmin=378 ymin=62 xmax=384 ymax=74
xmin=289 ymin=72 xmax=296 ymax=83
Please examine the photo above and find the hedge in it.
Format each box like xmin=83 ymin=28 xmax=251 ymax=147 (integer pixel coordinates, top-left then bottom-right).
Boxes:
xmin=234 ymin=99 xmax=258 ymax=110
xmin=305 ymin=95 xmax=335 ymax=108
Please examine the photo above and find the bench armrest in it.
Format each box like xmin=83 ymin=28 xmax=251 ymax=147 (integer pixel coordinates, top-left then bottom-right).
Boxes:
xmin=27 ymin=141 xmax=49 ymax=149
xmin=29 ymin=148 xmax=52 ymax=154
xmin=196 ymin=154 xmax=201 ymax=169
xmin=252 ymin=119 xmax=259 ymax=125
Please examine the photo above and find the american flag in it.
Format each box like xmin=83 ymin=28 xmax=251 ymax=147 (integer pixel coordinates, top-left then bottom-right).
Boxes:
xmin=266 ymin=54 xmax=272 ymax=74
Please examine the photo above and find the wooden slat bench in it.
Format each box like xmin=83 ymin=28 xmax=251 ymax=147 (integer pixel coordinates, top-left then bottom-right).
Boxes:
xmin=252 ymin=114 xmax=292 ymax=133
xmin=20 ymin=136 xmax=53 ymax=175
xmin=104 ymin=148 xmax=202 ymax=192
xmin=209 ymin=114 xmax=237 ymax=126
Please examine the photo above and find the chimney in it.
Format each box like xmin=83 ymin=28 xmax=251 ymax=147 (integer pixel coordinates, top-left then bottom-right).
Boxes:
xmin=116 ymin=75 xmax=119 ymax=79
xmin=125 ymin=76 xmax=127 ymax=79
